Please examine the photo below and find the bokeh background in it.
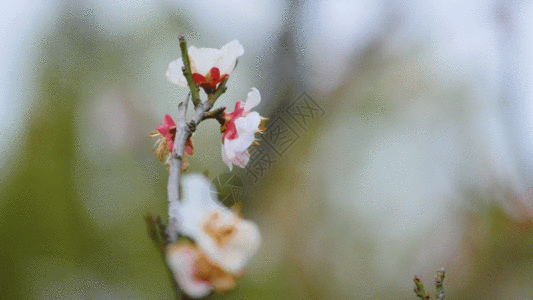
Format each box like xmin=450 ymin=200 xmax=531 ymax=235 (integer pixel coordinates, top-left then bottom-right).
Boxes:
xmin=2 ymin=0 xmax=533 ymax=299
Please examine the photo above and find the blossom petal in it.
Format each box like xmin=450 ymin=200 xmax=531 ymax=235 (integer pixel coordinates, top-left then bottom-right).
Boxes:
xmin=243 ymin=88 xmax=261 ymax=112
xmin=167 ymin=139 xmax=174 ymax=152
xmin=163 ymin=114 xmax=177 ymax=127
xmin=166 ymin=59 xmax=188 ymax=87
xmin=214 ymin=40 xmax=244 ymax=76
xmin=157 ymin=114 xmax=177 ymax=139
xmin=224 ymin=138 xmax=237 ymax=160
xmin=224 ymin=112 xmax=262 ymax=153
xmin=192 ymin=73 xmax=206 ymax=85
xmin=185 ymin=138 xmax=194 ymax=156
xmin=200 ymin=210 xmax=260 ymax=273
xmin=223 ymin=140 xmax=251 ymax=169
xmin=189 ymin=46 xmax=221 ymax=75
xmin=179 ymin=175 xmax=224 ymax=242
xmin=231 ymin=150 xmax=250 ymax=168
xmin=210 ymin=67 xmax=221 ymax=81
xmin=221 ymin=144 xmax=233 ymax=171
xmin=181 ymin=174 xmax=220 ymax=212
xmin=237 ymin=112 xmax=262 ymax=134
xmin=166 ymin=243 xmax=212 ymax=298
xmin=225 ymin=135 xmax=253 ymax=155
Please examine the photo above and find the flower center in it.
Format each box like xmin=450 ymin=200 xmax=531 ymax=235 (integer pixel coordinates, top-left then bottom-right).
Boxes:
xmin=221 ymin=102 xmax=245 ymax=141
xmin=194 ymin=253 xmax=236 ymax=292
xmin=192 ymin=67 xmax=228 ymax=94
xmin=203 ymin=211 xmax=238 ymax=247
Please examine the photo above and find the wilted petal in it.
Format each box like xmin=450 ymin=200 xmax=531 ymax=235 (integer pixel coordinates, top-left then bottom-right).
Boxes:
xmin=184 ymin=138 xmax=194 ymax=156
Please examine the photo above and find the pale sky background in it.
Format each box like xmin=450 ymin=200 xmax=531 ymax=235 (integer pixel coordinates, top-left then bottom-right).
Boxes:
xmin=4 ymin=0 xmax=533 ymax=209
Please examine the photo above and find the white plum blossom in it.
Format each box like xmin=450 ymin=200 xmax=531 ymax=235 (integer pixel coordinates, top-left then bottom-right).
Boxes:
xmin=166 ymin=40 xmax=244 ymax=94
xmin=221 ymin=88 xmax=266 ymax=171
xmin=178 ymin=174 xmax=261 ymax=274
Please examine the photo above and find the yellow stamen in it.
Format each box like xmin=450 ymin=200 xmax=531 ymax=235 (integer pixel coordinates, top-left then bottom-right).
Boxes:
xmin=203 ymin=212 xmax=238 ymax=247
xmin=194 ymin=252 xmax=237 ymax=293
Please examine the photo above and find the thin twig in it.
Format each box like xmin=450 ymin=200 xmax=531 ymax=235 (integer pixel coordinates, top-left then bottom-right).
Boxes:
xmin=207 ymin=77 xmax=229 ymax=106
xmin=165 ymin=94 xmax=221 ymax=243
xmin=202 ymin=106 xmax=226 ymax=126
xmin=166 ymin=93 xmax=191 ymax=244
xmin=413 ymin=275 xmax=430 ymax=300
xmin=179 ymin=33 xmax=201 ymax=107
xmin=435 ymin=268 xmax=445 ymax=300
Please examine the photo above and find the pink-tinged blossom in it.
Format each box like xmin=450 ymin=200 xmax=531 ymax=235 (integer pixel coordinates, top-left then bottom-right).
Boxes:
xmin=221 ymin=88 xmax=267 ymax=171
xmin=166 ymin=241 xmax=237 ymax=298
xmin=178 ymin=174 xmax=261 ymax=274
xmin=166 ymin=242 xmax=212 ymax=298
xmin=151 ymin=114 xmax=193 ymax=168
xmin=166 ymin=40 xmax=244 ymax=94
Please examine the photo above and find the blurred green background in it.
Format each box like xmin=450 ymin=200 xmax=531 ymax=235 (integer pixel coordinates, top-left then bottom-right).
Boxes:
xmin=2 ymin=0 xmax=533 ymax=299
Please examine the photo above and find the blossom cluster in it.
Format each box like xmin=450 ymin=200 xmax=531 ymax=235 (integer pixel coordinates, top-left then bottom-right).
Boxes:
xmin=166 ymin=175 xmax=260 ymax=298
xmin=153 ymin=40 xmax=266 ymax=171
xmin=150 ymin=39 xmax=265 ymax=298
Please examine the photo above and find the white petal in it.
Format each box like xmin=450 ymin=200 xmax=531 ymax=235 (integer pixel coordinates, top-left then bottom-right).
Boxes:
xmin=179 ymin=175 xmax=224 ymax=240
xmin=224 ymin=138 xmax=252 ymax=168
xmin=221 ymin=143 xmax=233 ymax=171
xmin=189 ymin=46 xmax=221 ymax=75
xmin=166 ymin=59 xmax=188 ymax=87
xmin=224 ymin=39 xmax=244 ymax=57
xmin=214 ymin=40 xmax=244 ymax=76
xmin=166 ymin=243 xmax=212 ymax=298
xmin=221 ymin=218 xmax=260 ymax=272
xmin=226 ymin=133 xmax=254 ymax=153
xmin=224 ymin=113 xmax=262 ymax=153
xmin=181 ymin=174 xmax=219 ymax=209
xmin=197 ymin=209 xmax=261 ymax=273
xmin=224 ymin=138 xmax=236 ymax=160
xmin=243 ymin=88 xmax=261 ymax=111
xmin=237 ymin=112 xmax=262 ymax=134
xmin=231 ymin=150 xmax=251 ymax=168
